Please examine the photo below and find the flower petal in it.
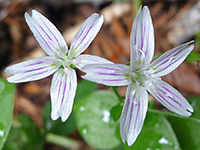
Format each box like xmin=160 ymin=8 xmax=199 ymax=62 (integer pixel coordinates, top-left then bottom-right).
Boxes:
xmin=130 ymin=6 xmax=154 ymax=69
xmin=120 ymin=84 xmax=148 ymax=146
xmin=5 ymin=56 xmax=59 ymax=83
xmin=73 ymin=54 xmax=113 ymax=70
xmin=50 ymin=68 xmax=77 ymax=122
xmin=147 ymin=79 xmax=193 ymax=116
xmin=25 ymin=10 xmax=68 ymax=58
xmin=68 ymin=13 xmax=104 ymax=58
xmin=150 ymin=41 xmax=194 ymax=77
xmin=81 ymin=64 xmax=131 ymax=86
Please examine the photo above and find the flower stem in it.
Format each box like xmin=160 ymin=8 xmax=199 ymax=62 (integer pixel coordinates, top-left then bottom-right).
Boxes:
xmin=46 ymin=133 xmax=80 ymax=149
xmin=112 ymin=86 xmax=123 ymax=102
xmin=148 ymin=109 xmax=200 ymax=123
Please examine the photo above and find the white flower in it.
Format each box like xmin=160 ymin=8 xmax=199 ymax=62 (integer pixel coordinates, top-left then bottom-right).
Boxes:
xmin=82 ymin=6 xmax=194 ymax=146
xmin=5 ymin=10 xmax=112 ymax=122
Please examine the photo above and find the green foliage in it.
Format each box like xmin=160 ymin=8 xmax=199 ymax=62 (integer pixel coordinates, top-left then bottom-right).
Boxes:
xmin=195 ymin=29 xmax=200 ymax=48
xmin=74 ymin=91 xmax=121 ymax=149
xmin=3 ymin=115 xmax=43 ymax=150
xmin=124 ymin=111 xmax=180 ymax=150
xmin=148 ymin=100 xmax=156 ymax=109
xmin=110 ymin=102 xmax=123 ymax=121
xmin=75 ymin=80 xmax=98 ymax=101
xmin=0 ymin=79 xmax=15 ymax=149
xmin=1 ymin=76 xmax=200 ymax=150
xmin=185 ymin=51 xmax=200 ymax=64
xmin=167 ymin=96 xmax=200 ymax=150
xmin=43 ymin=102 xmax=76 ymax=136
xmin=46 ymin=133 xmax=80 ymax=149
xmin=133 ymin=0 xmax=141 ymax=12
xmin=42 ymin=80 xmax=97 ymax=136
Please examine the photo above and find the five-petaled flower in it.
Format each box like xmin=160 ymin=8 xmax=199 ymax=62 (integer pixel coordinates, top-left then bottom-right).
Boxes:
xmin=82 ymin=6 xmax=194 ymax=146
xmin=5 ymin=10 xmax=112 ymax=122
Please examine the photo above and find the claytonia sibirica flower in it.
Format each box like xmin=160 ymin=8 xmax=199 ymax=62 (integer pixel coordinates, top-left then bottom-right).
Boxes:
xmin=5 ymin=10 xmax=112 ymax=122
xmin=82 ymin=6 xmax=194 ymax=146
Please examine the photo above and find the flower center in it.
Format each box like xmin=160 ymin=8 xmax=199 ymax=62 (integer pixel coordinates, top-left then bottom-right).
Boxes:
xmin=129 ymin=69 xmax=151 ymax=87
xmin=58 ymin=55 xmax=76 ymax=70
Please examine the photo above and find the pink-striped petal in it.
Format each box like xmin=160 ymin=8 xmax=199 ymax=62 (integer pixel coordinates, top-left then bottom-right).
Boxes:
xmin=81 ymin=64 xmax=131 ymax=86
xmin=150 ymin=41 xmax=194 ymax=77
xmin=25 ymin=10 xmax=68 ymax=58
xmin=147 ymin=79 xmax=193 ymax=116
xmin=50 ymin=68 xmax=77 ymax=122
xmin=120 ymin=84 xmax=148 ymax=146
xmin=68 ymin=13 xmax=104 ymax=58
xmin=73 ymin=54 xmax=113 ymax=70
xmin=130 ymin=6 xmax=154 ymax=69
xmin=5 ymin=56 xmax=59 ymax=83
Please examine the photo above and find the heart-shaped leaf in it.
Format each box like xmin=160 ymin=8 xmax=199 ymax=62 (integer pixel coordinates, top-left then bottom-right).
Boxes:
xmin=74 ymin=90 xmax=121 ymax=149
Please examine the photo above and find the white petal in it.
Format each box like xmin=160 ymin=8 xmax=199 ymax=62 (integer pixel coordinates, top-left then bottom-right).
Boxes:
xmin=68 ymin=13 xmax=104 ymax=58
xmin=130 ymin=6 xmax=154 ymax=69
xmin=120 ymin=84 xmax=148 ymax=146
xmin=50 ymin=68 xmax=77 ymax=122
xmin=147 ymin=79 xmax=193 ymax=116
xmin=150 ymin=41 xmax=194 ymax=77
xmin=81 ymin=64 xmax=131 ymax=86
xmin=5 ymin=56 xmax=59 ymax=83
xmin=73 ymin=54 xmax=113 ymax=70
xmin=25 ymin=10 xmax=68 ymax=58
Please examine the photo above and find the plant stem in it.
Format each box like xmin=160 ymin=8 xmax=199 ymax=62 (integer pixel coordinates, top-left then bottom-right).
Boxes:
xmin=112 ymin=87 xmax=123 ymax=102
xmin=46 ymin=133 xmax=80 ymax=150
xmin=148 ymin=109 xmax=200 ymax=123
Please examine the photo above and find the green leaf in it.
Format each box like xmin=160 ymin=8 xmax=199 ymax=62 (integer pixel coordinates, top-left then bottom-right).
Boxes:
xmin=3 ymin=115 xmax=43 ymax=150
xmin=185 ymin=51 xmax=200 ymax=64
xmin=195 ymin=29 xmax=200 ymax=48
xmin=133 ymin=0 xmax=141 ymax=12
xmin=124 ymin=111 xmax=181 ymax=150
xmin=110 ymin=102 xmax=123 ymax=121
xmin=97 ymin=144 xmax=124 ymax=150
xmin=74 ymin=90 xmax=121 ymax=149
xmin=148 ymin=100 xmax=156 ymax=109
xmin=166 ymin=96 xmax=200 ymax=150
xmin=75 ymin=80 xmax=98 ymax=101
xmin=43 ymin=102 xmax=76 ymax=136
xmin=0 ymin=79 xmax=15 ymax=149
xmin=188 ymin=96 xmax=200 ymax=119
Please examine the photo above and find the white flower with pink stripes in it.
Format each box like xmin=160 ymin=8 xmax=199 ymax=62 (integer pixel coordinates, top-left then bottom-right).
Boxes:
xmin=82 ymin=6 xmax=194 ymax=146
xmin=5 ymin=10 xmax=111 ymax=122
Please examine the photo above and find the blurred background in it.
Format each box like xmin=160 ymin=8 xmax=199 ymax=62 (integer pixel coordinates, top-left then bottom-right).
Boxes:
xmin=0 ymin=0 xmax=200 ymax=150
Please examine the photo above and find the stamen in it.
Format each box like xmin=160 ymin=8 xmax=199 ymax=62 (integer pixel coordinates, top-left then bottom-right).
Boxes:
xmin=51 ymin=64 xmax=56 ymax=67
xmin=73 ymin=48 xmax=78 ymax=52
xmin=125 ymin=73 xmax=130 ymax=80
xmin=138 ymin=59 xmax=141 ymax=65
